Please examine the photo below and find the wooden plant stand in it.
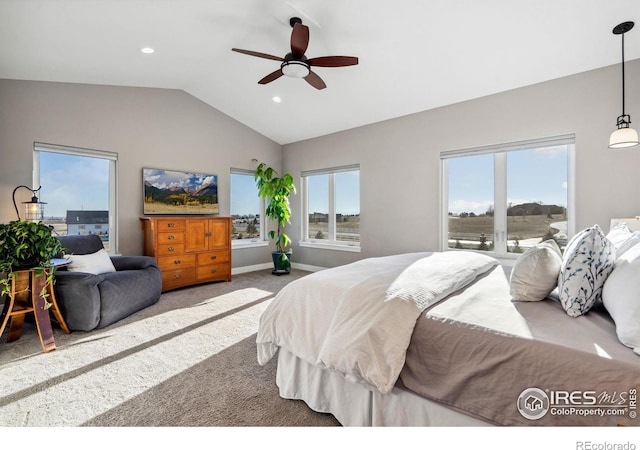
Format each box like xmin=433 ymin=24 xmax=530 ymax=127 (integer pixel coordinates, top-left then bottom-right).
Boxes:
xmin=0 ymin=268 xmax=70 ymax=353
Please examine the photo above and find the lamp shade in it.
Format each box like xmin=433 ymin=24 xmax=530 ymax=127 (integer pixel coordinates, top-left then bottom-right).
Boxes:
xmin=609 ymin=126 xmax=640 ymax=148
xmin=24 ymin=197 xmax=46 ymax=222
xmin=281 ymin=60 xmax=310 ymax=78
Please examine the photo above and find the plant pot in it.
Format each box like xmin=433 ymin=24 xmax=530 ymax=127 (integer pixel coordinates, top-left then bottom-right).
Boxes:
xmin=271 ymin=251 xmax=291 ymax=275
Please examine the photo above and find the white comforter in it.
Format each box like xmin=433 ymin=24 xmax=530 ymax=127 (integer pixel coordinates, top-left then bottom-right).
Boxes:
xmin=256 ymin=251 xmax=498 ymax=394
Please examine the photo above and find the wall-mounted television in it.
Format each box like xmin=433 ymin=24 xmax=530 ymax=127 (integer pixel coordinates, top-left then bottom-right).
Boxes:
xmin=143 ymin=168 xmax=219 ymax=215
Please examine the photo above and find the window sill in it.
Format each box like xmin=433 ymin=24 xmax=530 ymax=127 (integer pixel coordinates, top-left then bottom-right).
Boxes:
xmin=232 ymin=240 xmax=270 ymax=250
xmin=299 ymin=241 xmax=361 ymax=253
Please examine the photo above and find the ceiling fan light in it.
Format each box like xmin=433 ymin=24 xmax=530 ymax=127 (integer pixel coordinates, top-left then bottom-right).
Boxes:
xmin=281 ymin=60 xmax=310 ymax=78
xmin=609 ymin=126 xmax=640 ymax=148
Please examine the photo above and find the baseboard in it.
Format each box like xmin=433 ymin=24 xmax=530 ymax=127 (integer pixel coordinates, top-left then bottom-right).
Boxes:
xmin=232 ymin=262 xmax=327 ymax=275
xmin=291 ymin=262 xmax=326 ymax=272
xmin=231 ymin=263 xmax=273 ymax=275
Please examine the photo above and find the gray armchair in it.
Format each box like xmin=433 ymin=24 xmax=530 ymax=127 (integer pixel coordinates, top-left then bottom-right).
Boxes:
xmin=54 ymin=234 xmax=162 ymax=331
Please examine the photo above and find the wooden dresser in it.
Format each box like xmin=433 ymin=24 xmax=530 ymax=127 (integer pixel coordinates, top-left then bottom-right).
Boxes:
xmin=140 ymin=216 xmax=232 ymax=292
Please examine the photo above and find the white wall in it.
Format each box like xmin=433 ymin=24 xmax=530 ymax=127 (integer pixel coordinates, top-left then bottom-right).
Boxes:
xmin=0 ymin=79 xmax=281 ymax=268
xmin=283 ymin=60 xmax=640 ymax=269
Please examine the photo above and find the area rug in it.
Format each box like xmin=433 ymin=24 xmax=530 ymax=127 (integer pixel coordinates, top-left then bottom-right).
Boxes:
xmin=0 ymin=269 xmax=340 ymax=427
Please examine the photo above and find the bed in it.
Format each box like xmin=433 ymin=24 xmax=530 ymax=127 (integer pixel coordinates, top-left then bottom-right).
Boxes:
xmin=256 ymin=244 xmax=640 ymax=426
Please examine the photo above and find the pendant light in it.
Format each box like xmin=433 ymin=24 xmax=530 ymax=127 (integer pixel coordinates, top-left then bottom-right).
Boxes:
xmin=609 ymin=21 xmax=639 ymax=148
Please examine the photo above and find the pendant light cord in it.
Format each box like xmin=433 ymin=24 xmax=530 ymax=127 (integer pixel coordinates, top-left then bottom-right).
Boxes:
xmin=621 ymin=30 xmax=626 ymax=117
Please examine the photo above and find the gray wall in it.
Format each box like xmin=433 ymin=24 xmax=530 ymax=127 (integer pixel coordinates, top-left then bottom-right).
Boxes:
xmin=2 ymin=60 xmax=639 ymax=271
xmin=0 ymin=79 xmax=281 ymax=268
xmin=283 ymin=60 xmax=640 ymax=269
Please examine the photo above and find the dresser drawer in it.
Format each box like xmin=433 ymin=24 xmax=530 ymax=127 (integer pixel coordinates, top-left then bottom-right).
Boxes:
xmin=196 ymin=251 xmax=230 ymax=265
xmin=162 ymin=268 xmax=196 ymax=291
xmin=156 ymin=219 xmax=185 ymax=231
xmin=155 ymin=243 xmax=186 ymax=256
xmin=196 ymin=264 xmax=231 ymax=282
xmin=158 ymin=231 xmax=185 ymax=245
xmin=157 ymin=254 xmax=196 ymax=270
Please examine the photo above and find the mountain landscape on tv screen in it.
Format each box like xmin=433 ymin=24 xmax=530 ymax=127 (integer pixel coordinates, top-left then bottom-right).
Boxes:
xmin=144 ymin=181 xmax=217 ymax=204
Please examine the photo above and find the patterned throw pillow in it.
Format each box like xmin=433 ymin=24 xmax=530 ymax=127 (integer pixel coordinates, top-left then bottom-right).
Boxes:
xmin=558 ymin=225 xmax=615 ymax=317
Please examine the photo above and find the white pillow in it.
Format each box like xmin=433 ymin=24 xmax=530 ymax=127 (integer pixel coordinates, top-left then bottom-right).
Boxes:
xmin=557 ymin=225 xmax=615 ymax=317
xmin=606 ymin=221 xmax=632 ymax=248
xmin=602 ymin=242 xmax=640 ymax=354
xmin=615 ymin=232 xmax=640 ymax=260
xmin=510 ymin=239 xmax=562 ymax=301
xmin=606 ymin=221 xmax=640 ymax=260
xmin=66 ymin=249 xmax=116 ymax=275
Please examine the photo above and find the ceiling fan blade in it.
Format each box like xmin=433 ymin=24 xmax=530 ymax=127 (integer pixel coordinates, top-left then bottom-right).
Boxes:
xmin=290 ymin=23 xmax=309 ymax=57
xmin=304 ymin=70 xmax=326 ymax=90
xmin=307 ymin=56 xmax=359 ymax=67
xmin=258 ymin=69 xmax=284 ymax=85
xmin=232 ymin=48 xmax=284 ymax=62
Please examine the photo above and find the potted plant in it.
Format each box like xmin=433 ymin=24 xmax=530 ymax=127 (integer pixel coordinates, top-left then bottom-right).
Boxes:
xmin=253 ymin=159 xmax=296 ymax=274
xmin=0 ymin=220 xmax=64 ymax=307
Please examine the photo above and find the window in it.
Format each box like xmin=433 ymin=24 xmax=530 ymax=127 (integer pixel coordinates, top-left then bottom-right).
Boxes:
xmin=441 ymin=135 xmax=574 ymax=258
xmin=301 ymin=165 xmax=360 ymax=251
xmin=230 ymin=168 xmax=263 ymax=245
xmin=34 ymin=143 xmax=118 ymax=252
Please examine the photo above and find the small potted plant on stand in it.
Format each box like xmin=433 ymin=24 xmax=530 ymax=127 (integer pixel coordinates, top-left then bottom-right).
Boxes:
xmin=0 ymin=220 xmax=64 ymax=306
xmin=253 ymin=159 xmax=296 ymax=275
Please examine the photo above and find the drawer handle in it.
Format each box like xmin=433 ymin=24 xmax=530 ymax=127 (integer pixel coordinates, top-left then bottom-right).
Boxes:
xmin=210 ymin=255 xmax=217 ymax=260
xmin=168 ymin=235 xmax=175 ymax=240
xmin=210 ymin=269 xmax=217 ymax=273
xmin=174 ymin=259 xmax=181 ymax=264
xmin=174 ymin=274 xmax=181 ymax=279
xmin=168 ymin=246 xmax=175 ymax=251
xmin=168 ymin=223 xmax=175 ymax=228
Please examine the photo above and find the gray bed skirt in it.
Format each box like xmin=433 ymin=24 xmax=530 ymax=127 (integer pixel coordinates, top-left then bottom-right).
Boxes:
xmin=275 ymin=348 xmax=491 ymax=426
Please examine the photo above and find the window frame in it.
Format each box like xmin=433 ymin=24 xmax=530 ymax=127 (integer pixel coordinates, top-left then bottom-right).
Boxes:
xmin=440 ymin=134 xmax=575 ymax=261
xmin=300 ymin=164 xmax=361 ymax=253
xmin=33 ymin=142 xmax=118 ymax=254
xmin=230 ymin=168 xmax=267 ymax=249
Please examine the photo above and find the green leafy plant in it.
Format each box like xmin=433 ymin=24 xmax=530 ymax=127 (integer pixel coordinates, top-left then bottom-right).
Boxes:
xmin=253 ymin=159 xmax=296 ymax=254
xmin=0 ymin=220 xmax=64 ymax=307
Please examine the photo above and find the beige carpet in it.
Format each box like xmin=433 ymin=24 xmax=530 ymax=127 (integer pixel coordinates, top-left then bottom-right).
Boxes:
xmin=0 ymin=269 xmax=340 ymax=427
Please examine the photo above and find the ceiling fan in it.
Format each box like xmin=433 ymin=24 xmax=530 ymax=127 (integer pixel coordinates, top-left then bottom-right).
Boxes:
xmin=232 ymin=17 xmax=358 ymax=90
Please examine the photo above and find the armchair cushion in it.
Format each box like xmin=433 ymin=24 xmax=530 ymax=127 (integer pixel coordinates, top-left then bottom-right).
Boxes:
xmin=98 ymin=269 xmax=162 ymax=328
xmin=111 ymin=255 xmax=158 ymax=271
xmin=57 ymin=234 xmax=104 ymax=256
xmin=53 ymin=271 xmax=104 ymax=331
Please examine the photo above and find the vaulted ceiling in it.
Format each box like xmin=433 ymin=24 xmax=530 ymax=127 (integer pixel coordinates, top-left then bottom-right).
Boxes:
xmin=1 ymin=0 xmax=639 ymax=144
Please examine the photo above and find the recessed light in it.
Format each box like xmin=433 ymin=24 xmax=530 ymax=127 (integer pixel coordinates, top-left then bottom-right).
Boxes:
xmin=272 ymin=96 xmax=282 ymax=103
xmin=140 ymin=47 xmax=155 ymax=54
